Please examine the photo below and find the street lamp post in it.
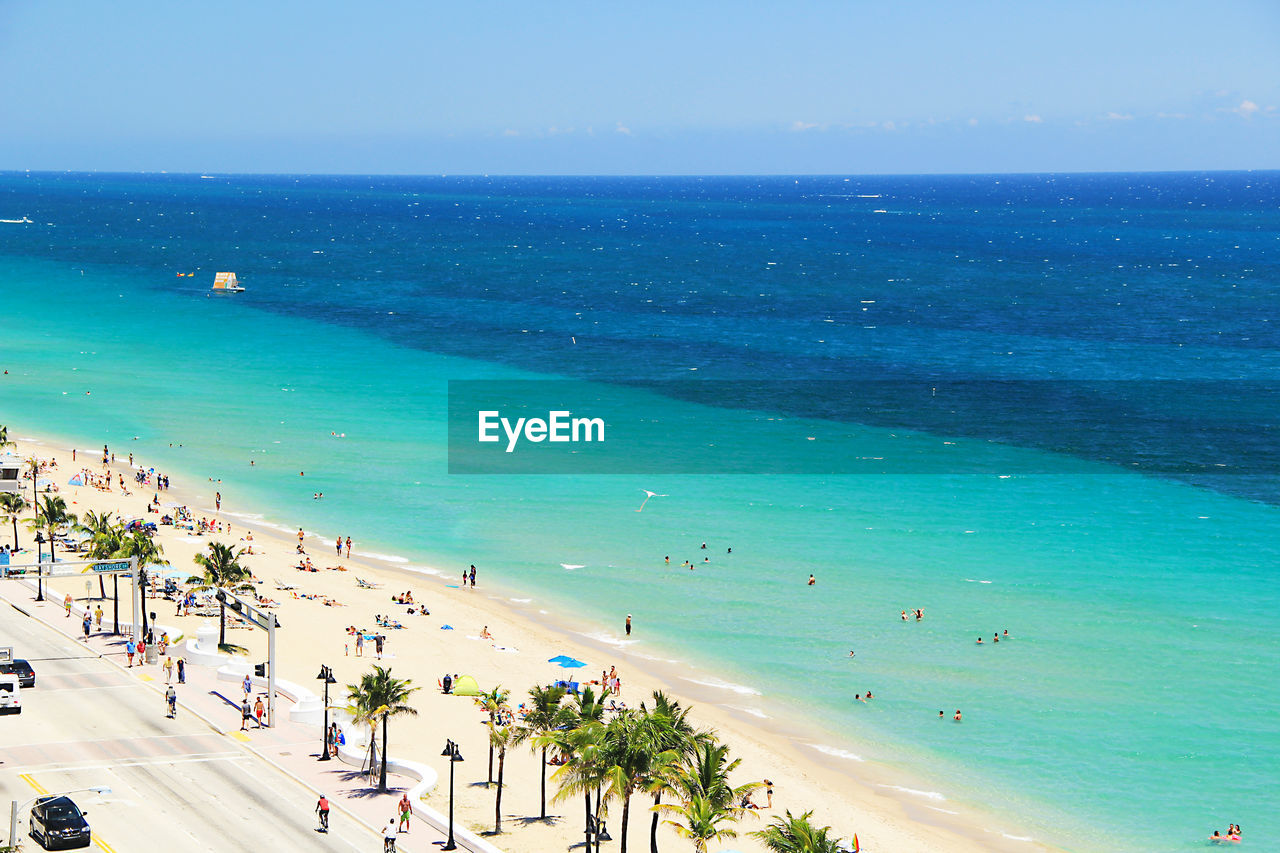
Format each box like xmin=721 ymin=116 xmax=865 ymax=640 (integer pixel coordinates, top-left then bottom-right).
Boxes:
xmin=34 ymin=531 xmax=45 ymax=601
xmin=9 ymin=786 xmax=111 ymax=849
xmin=440 ymin=739 xmax=464 ymax=851
xmin=316 ymin=665 xmax=337 ymax=761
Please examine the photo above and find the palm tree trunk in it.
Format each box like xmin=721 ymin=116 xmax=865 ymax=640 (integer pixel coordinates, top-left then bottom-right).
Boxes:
xmin=494 ymin=748 xmax=505 ymax=833
xmin=620 ymin=793 xmax=631 ymax=853
xmin=98 ymin=575 xmax=106 ymax=599
xmin=539 ymin=746 xmax=547 ymax=819
xmin=10 ymin=516 xmax=18 ymax=550
xmin=594 ymin=787 xmax=602 ymax=853
xmin=488 ymin=742 xmax=494 ymax=785
xmin=219 ymin=601 xmax=227 ymax=646
xmin=650 ymin=792 xmax=661 ymax=853
xmin=379 ymin=713 xmax=389 ymax=791
xmin=584 ymin=792 xmax=591 ymax=851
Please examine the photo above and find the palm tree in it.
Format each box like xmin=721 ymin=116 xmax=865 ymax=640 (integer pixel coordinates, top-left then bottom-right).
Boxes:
xmin=597 ymin=710 xmax=678 ymax=853
xmin=30 ymin=495 xmax=77 ymax=564
xmin=641 ymin=692 xmax=705 ymax=853
xmin=551 ymin=717 xmax=610 ymax=853
xmin=476 ymin=685 xmax=511 ymax=785
xmin=660 ymin=793 xmax=742 ymax=853
xmin=188 ymin=541 xmax=252 ymax=647
xmin=0 ymin=492 xmax=27 ymax=551
xmin=0 ymin=424 xmax=11 ymax=450
xmin=750 ymin=810 xmax=846 ymax=853
xmin=344 ymin=665 xmax=419 ymax=792
xmin=488 ymin=720 xmax=518 ymax=833
xmin=76 ymin=510 xmax=123 ymax=597
xmin=514 ymin=683 xmax=572 ymax=819
xmin=24 ymin=457 xmax=40 ymax=513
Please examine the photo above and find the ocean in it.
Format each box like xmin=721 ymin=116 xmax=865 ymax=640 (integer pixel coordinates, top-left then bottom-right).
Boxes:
xmin=2 ymin=171 xmax=1277 ymax=851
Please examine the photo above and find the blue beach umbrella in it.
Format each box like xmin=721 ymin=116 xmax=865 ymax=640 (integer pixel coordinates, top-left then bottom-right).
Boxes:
xmin=556 ymin=658 xmax=587 ymax=669
xmin=547 ymin=655 xmax=574 ymax=664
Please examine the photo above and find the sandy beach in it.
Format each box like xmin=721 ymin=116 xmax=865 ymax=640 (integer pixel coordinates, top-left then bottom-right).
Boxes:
xmin=4 ymin=429 xmax=1060 ymax=853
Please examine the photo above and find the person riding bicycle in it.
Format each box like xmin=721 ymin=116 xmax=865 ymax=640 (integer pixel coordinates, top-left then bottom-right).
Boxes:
xmin=315 ymin=794 xmax=330 ymax=832
xmin=165 ymin=685 xmax=177 ymax=717
xmin=383 ymin=818 xmax=398 ymax=851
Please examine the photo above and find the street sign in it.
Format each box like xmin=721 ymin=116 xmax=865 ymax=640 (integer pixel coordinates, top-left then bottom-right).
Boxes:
xmin=87 ymin=560 xmax=131 ymax=574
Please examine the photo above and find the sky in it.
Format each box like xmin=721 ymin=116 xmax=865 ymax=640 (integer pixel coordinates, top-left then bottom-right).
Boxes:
xmin=1 ymin=0 xmax=1278 ymax=175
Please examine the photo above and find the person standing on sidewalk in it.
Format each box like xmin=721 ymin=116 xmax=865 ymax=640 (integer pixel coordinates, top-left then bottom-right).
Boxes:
xmin=397 ymin=793 xmax=413 ymax=833
xmin=240 ymin=699 xmax=252 ymax=731
xmin=254 ymin=696 xmax=265 ymax=727
xmin=176 ymin=658 xmax=185 ymax=684
xmin=125 ymin=637 xmax=136 ymax=667
xmin=163 ymin=656 xmax=175 ymax=682
xmin=82 ymin=612 xmax=92 ymax=641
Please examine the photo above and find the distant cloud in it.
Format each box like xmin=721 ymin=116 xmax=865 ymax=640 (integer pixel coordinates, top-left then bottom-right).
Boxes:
xmin=1232 ymin=99 xmax=1260 ymax=118
xmin=1023 ymin=114 xmax=1043 ymax=123
xmin=502 ymin=129 xmax=520 ymax=137
xmin=790 ymin=120 xmax=819 ymax=132
xmin=1156 ymin=112 xmax=1188 ymax=120
xmin=882 ymin=120 xmax=898 ymax=131
xmin=967 ymin=118 xmax=979 ymax=126
xmin=615 ymin=121 xmax=631 ymax=135
xmin=1105 ymin=111 xmax=1133 ymax=121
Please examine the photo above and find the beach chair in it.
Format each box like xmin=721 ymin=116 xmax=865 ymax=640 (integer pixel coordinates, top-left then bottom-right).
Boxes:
xmin=355 ymin=577 xmax=382 ymax=589
xmin=274 ymin=578 xmax=296 ymax=590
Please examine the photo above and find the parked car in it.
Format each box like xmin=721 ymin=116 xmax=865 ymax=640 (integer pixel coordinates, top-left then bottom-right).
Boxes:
xmin=30 ymin=796 xmax=91 ymax=850
xmin=1 ymin=657 xmax=36 ymax=687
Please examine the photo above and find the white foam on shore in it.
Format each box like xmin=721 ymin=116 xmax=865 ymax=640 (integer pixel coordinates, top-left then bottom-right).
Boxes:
xmin=999 ymin=832 xmax=1035 ymax=842
xmin=927 ymin=806 xmax=959 ymax=815
xmin=510 ymin=598 xmax=532 ymax=603
xmin=806 ymin=743 xmax=864 ymax=762
xmin=582 ymin=631 xmax=638 ymax=649
xmin=223 ymin=510 xmax=266 ymax=522
xmin=560 ymin=563 xmax=585 ymax=570
xmin=879 ymin=784 xmax=946 ymax=801
xmin=681 ymin=676 xmax=762 ymax=696
xmin=729 ymin=705 xmax=770 ymax=719
xmin=964 ymin=578 xmax=993 ymax=584
xmin=362 ymin=552 xmax=410 ymax=564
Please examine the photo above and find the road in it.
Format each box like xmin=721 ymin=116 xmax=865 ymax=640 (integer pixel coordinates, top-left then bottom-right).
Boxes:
xmin=0 ymin=599 xmax=374 ymax=852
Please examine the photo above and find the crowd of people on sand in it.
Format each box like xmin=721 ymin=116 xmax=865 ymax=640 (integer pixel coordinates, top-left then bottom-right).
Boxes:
xmin=1208 ymin=823 xmax=1242 ymax=843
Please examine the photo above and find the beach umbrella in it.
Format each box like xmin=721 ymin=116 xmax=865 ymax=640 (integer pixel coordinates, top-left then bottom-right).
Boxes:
xmin=67 ymin=474 xmax=84 ymax=486
xmin=555 ymin=658 xmax=587 ymax=669
xmin=547 ymin=655 xmax=574 ymax=664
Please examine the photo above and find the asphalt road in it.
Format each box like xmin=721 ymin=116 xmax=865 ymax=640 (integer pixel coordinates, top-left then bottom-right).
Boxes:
xmin=0 ymin=598 xmax=373 ymax=852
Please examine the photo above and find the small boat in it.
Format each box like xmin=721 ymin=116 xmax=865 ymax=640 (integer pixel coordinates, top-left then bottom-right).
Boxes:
xmin=211 ymin=272 xmax=245 ymax=293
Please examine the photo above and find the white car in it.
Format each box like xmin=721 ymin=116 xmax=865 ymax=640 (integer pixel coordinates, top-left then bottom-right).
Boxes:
xmin=0 ymin=673 xmax=21 ymax=715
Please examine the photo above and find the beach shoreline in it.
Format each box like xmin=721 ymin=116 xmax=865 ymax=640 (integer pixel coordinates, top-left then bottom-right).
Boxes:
xmin=4 ymin=423 xmax=1064 ymax=853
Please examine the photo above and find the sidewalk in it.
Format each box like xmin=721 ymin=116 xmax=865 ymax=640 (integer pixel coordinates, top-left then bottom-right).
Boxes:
xmin=0 ymin=581 xmax=469 ymax=853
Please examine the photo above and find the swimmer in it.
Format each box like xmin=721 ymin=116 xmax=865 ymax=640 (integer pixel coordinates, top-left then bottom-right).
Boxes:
xmin=954 ymin=710 xmax=962 ymax=721
xmin=808 ymin=574 xmax=816 ymax=586
xmin=901 ymin=610 xmax=908 ymax=621
xmin=976 ymin=637 xmax=983 ymax=644
xmin=993 ymin=634 xmax=999 ymax=643
xmin=848 ymin=650 xmax=856 ymax=657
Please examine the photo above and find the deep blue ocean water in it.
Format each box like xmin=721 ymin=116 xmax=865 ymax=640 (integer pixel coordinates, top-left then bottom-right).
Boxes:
xmin=2 ymin=171 xmax=1278 ymax=851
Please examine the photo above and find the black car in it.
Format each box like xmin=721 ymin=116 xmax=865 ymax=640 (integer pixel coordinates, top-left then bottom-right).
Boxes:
xmin=1 ymin=658 xmax=36 ymax=687
xmin=30 ymin=796 xmax=91 ymax=850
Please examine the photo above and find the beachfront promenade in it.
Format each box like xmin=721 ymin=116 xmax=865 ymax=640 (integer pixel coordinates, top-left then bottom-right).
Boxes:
xmin=0 ymin=577 xmax=495 ymax=853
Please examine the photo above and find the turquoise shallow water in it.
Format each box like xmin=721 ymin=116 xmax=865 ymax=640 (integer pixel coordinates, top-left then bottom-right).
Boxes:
xmin=2 ymin=172 xmax=1279 ymax=851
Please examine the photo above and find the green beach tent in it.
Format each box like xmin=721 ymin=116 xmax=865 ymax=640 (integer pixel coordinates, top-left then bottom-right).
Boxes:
xmin=451 ymin=674 xmax=482 ymax=696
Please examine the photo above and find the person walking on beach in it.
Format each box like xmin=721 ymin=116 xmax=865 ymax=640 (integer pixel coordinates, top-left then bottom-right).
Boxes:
xmin=215 ymin=491 xmax=221 ymax=511
xmin=469 ymin=565 xmax=477 ymax=588
xmin=397 ymin=793 xmax=412 ymax=832
xmin=374 ymin=634 xmax=385 ymax=659
xmin=336 ymin=536 xmax=342 ymax=556
xmin=298 ymin=528 xmax=305 ymax=550
xmin=345 ymin=536 xmax=352 ymax=557
xmin=355 ymin=632 xmax=364 ymax=657
xmin=764 ymin=779 xmax=774 ymax=808
xmin=625 ymin=614 xmax=632 ymax=636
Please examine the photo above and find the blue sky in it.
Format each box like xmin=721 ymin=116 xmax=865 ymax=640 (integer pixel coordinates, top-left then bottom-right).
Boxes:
xmin=1 ymin=0 xmax=1277 ymax=174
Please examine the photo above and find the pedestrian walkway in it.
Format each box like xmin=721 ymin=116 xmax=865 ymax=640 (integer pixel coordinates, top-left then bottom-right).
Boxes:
xmin=0 ymin=583 xmax=467 ymax=852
